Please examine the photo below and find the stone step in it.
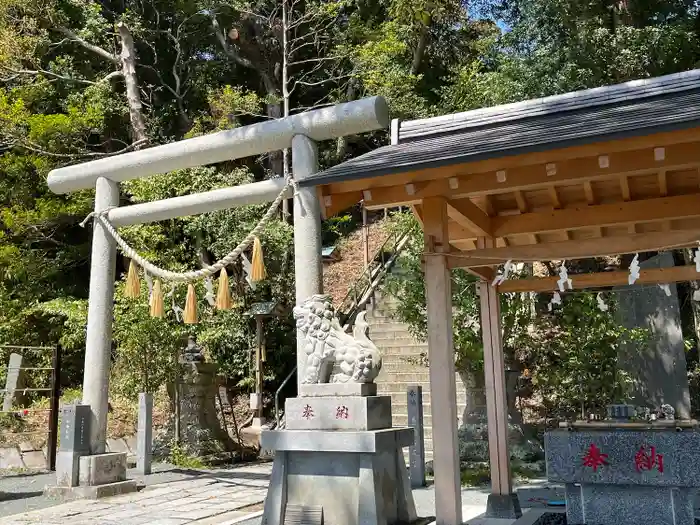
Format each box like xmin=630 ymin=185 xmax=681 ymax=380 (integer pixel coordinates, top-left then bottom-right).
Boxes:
xmin=372 ymin=344 xmax=428 ymax=355
xmin=391 ymin=402 xmax=468 ymax=417
xmin=368 ymin=325 xmax=415 ymax=335
xmin=377 ymin=361 xmax=428 ymax=372
xmin=371 ymin=334 xmax=421 ymax=344
xmin=377 ymin=371 xmax=432 ymax=383
xmin=377 ymin=382 xmax=469 ymax=395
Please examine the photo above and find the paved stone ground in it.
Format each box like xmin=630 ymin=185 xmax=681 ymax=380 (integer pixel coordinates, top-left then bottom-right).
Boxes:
xmin=1 ymin=463 xmax=565 ymax=525
xmin=1 ymin=462 xmax=272 ymax=525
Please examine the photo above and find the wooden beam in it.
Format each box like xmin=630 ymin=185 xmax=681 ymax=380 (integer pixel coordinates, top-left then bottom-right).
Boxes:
xmin=514 ymin=191 xmax=528 ymax=212
xmin=658 ymin=170 xmax=668 ymax=197
xmin=497 ymin=265 xmax=700 ymax=293
xmin=446 ymin=198 xmax=492 ymax=238
xmin=322 ymin=190 xmax=362 ymax=218
xmin=411 ymin=204 xmax=424 ymax=226
xmin=423 ymin=197 xmax=450 ymax=253
xmin=444 ymin=229 xmax=700 ymax=268
xmin=345 ymin=138 xmax=700 ymax=210
xmin=620 ymin=175 xmax=631 ymax=201
xmin=466 ymin=266 xmax=495 ymax=281
xmin=583 ymin=181 xmax=596 ymax=204
xmin=326 ymin=128 xmax=700 ymax=195
xmin=490 ymin=194 xmax=700 ymax=238
xmin=549 ymin=186 xmax=562 ymax=209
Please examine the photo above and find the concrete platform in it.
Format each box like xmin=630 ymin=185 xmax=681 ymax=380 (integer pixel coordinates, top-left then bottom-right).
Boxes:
xmin=43 ymin=479 xmax=137 ymax=500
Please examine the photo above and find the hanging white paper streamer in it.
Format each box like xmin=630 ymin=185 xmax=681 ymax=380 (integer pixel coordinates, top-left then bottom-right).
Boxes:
xmin=693 ymin=289 xmax=700 ymax=301
xmin=658 ymin=284 xmax=672 ymax=297
xmin=557 ymin=261 xmax=573 ymax=292
xmin=694 ymin=243 xmax=700 ymax=272
xmin=548 ymin=291 xmax=562 ymax=312
xmin=596 ymin=292 xmax=609 ymax=312
xmin=166 ymin=285 xmax=183 ymax=322
xmin=204 ymin=277 xmax=216 ymax=307
xmin=241 ymin=253 xmax=257 ymax=290
xmin=492 ymin=259 xmax=514 ymax=287
xmin=628 ymin=254 xmax=641 ymax=285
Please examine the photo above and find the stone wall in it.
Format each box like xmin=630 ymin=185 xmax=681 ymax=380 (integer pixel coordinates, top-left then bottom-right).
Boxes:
xmin=0 ymin=436 xmax=138 ymax=471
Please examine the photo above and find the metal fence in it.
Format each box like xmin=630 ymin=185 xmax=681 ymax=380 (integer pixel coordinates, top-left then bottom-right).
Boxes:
xmin=0 ymin=345 xmax=61 ymax=471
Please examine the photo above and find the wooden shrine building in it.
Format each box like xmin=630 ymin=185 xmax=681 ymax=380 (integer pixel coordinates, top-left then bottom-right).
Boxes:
xmin=298 ymin=69 xmax=700 ymax=524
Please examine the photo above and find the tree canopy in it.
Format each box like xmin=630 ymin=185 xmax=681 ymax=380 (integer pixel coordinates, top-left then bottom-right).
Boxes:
xmin=1 ymin=0 xmax=699 ymax=397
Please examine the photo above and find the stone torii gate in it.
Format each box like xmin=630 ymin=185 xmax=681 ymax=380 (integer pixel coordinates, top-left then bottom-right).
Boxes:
xmin=46 ymin=97 xmax=389 ymax=465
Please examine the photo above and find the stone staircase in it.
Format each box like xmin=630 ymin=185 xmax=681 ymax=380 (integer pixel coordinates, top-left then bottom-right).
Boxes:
xmin=366 ymin=294 xmax=468 ymax=462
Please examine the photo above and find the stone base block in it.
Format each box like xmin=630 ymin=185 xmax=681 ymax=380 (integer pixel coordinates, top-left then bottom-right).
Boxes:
xmin=285 ymin=395 xmax=391 ymax=430
xmin=261 ymin=428 xmax=420 ymax=525
xmin=79 ymin=452 xmax=127 ymax=486
xmin=44 ymin=480 xmax=137 ymax=500
xmin=485 ymin=493 xmax=522 ymax=519
xmin=56 ymin=450 xmax=81 ymax=487
xmin=261 ymin=428 xmax=414 ymax=453
xmin=299 ymin=383 xmax=377 ymax=397
xmin=565 ymin=483 xmax=693 ymax=525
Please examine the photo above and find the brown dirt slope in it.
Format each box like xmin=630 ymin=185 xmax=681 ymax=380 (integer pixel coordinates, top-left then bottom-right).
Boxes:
xmin=323 ymin=220 xmax=389 ymax=306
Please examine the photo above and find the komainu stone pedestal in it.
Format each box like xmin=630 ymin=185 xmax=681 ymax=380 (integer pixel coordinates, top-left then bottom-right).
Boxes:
xmin=261 ymin=385 xmax=420 ymax=525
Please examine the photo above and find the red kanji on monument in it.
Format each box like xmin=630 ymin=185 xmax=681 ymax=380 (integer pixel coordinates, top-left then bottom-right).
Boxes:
xmin=336 ymin=405 xmax=349 ymax=419
xmin=582 ymin=444 xmax=609 ymax=472
xmin=302 ymin=404 xmax=314 ymax=420
xmin=635 ymin=445 xmax=663 ymax=473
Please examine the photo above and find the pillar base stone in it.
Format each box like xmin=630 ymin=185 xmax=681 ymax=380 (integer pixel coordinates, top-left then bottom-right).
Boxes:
xmin=44 ymin=480 xmax=137 ymax=500
xmin=485 ymin=493 xmax=523 ymax=519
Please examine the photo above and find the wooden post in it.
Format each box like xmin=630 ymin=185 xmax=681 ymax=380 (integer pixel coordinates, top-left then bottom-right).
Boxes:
xmin=422 ymin=197 xmax=461 ymax=525
xmin=256 ymin=316 xmax=264 ymax=423
xmin=362 ymin=205 xmax=369 ymax=270
xmin=477 ymin=237 xmax=520 ymax=517
xmin=47 ymin=345 xmax=61 ymax=471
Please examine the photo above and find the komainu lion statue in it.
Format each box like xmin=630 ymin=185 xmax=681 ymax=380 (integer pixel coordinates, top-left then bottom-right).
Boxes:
xmin=294 ymin=294 xmax=382 ymax=384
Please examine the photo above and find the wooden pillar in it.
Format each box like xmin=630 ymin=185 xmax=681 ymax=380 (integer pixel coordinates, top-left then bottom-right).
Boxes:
xmin=423 ymin=197 xmax=462 ymax=525
xmin=477 ymin=237 xmax=519 ymax=517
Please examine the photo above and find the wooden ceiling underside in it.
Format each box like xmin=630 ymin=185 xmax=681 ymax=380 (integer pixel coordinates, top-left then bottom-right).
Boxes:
xmin=319 ymin=128 xmax=700 ymax=278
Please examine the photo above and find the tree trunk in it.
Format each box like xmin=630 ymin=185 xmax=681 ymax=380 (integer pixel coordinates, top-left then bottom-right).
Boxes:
xmin=410 ymin=22 xmax=430 ymax=75
xmin=458 ymin=369 xmax=486 ymax=424
xmin=117 ymin=22 xmax=148 ymax=146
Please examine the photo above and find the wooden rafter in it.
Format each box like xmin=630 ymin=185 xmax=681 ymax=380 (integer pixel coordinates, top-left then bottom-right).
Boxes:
xmin=325 ymin=128 xmax=700 ymax=196
xmin=487 ymin=193 xmax=700 ymax=238
xmin=497 ymin=265 xmax=700 ymax=293
xmin=334 ymin=138 xmax=700 ymax=214
xmin=446 ymin=198 xmax=492 ymax=238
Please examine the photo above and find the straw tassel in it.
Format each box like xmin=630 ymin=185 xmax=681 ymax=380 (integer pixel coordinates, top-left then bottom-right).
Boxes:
xmin=125 ymin=260 xmax=141 ymax=298
xmin=150 ymin=280 xmax=165 ymax=318
xmin=216 ymin=269 xmax=233 ymax=310
xmin=251 ymin=237 xmax=267 ymax=282
xmin=184 ymin=283 xmax=198 ymax=324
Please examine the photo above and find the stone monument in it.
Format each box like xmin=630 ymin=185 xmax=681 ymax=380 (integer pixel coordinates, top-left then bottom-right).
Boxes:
xmin=261 ymin=295 xmax=419 ymax=525
xmin=616 ymin=252 xmax=691 ymax=418
xmin=176 ymin=336 xmax=235 ymax=457
xmin=545 ymin=405 xmax=700 ymax=525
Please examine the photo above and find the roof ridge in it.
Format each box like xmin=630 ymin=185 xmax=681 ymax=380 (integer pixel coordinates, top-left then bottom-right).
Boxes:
xmin=400 ymin=69 xmax=700 ymax=142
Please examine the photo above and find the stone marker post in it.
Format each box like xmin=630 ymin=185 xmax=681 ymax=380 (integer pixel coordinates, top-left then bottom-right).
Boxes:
xmin=2 ymin=353 xmax=26 ymax=412
xmin=55 ymin=404 xmax=91 ymax=487
xmin=407 ymin=385 xmax=426 ymax=488
xmin=137 ymin=392 xmax=153 ymax=475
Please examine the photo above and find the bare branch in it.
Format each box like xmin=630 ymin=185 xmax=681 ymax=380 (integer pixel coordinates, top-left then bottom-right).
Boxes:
xmin=288 ymin=55 xmax=346 ymax=66
xmin=0 ymin=65 xmax=122 ymax=85
xmin=16 ymin=138 xmax=149 ymax=159
xmin=56 ymin=27 xmax=119 ymax=64
xmin=210 ymin=16 xmax=256 ymax=70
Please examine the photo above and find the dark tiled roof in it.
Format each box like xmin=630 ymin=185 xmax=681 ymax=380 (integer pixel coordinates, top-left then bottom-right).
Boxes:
xmin=299 ymin=70 xmax=700 ymax=187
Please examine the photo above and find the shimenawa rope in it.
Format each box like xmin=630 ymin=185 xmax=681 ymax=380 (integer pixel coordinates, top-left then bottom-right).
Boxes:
xmin=80 ymin=180 xmax=291 ymax=282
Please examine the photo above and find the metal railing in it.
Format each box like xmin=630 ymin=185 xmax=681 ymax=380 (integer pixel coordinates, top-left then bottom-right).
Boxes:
xmin=275 ymin=365 xmax=298 ymax=429
xmin=0 ymin=345 xmax=61 ymax=471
